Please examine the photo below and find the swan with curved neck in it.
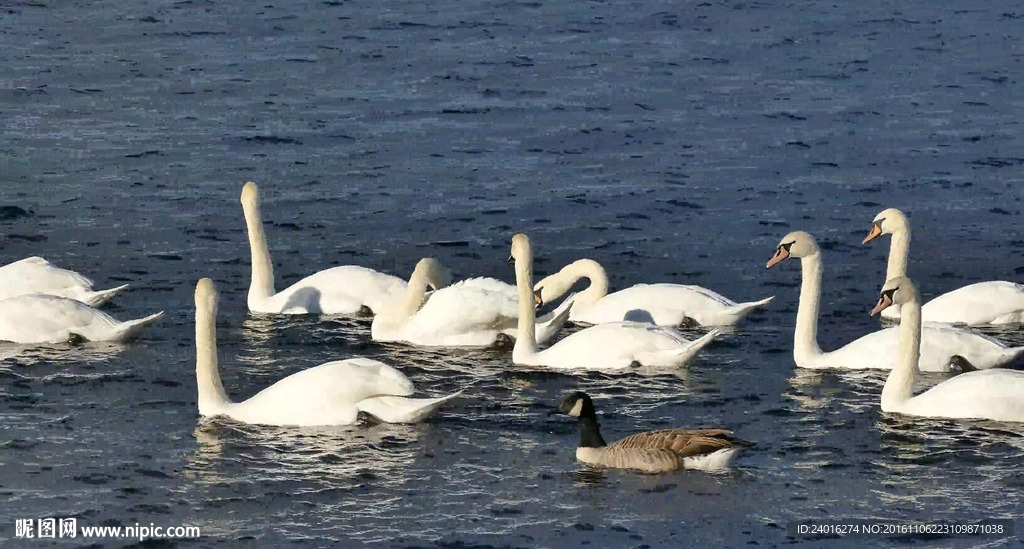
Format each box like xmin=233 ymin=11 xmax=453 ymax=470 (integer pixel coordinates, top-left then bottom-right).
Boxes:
xmin=870 ymin=276 xmax=1024 ymax=421
xmin=240 ymin=182 xmax=408 ymax=315
xmin=534 ymin=258 xmax=773 ymax=327
xmin=510 ymin=234 xmax=719 ymax=370
xmin=0 ymin=294 xmax=162 ymax=344
xmin=371 ymin=258 xmax=571 ymax=347
xmin=864 ymin=207 xmax=1024 ymax=325
xmin=194 ymin=278 xmax=459 ymax=426
xmin=0 ymin=257 xmax=128 ymax=306
xmin=766 ymin=231 xmax=1024 ymax=371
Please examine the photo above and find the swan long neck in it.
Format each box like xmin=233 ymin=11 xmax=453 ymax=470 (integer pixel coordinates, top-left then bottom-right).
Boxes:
xmin=793 ymin=252 xmax=824 ymax=365
xmin=886 ymin=226 xmax=911 ymax=281
xmin=549 ymin=259 xmax=609 ymax=306
xmin=387 ymin=265 xmax=433 ymax=324
xmin=881 ymin=296 xmax=920 ymax=412
xmin=513 ymin=251 xmax=539 ymax=362
xmin=196 ymin=298 xmax=231 ymax=415
xmin=242 ymin=198 xmax=276 ymax=302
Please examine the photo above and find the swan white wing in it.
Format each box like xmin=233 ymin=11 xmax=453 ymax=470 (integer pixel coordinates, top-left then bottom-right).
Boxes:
xmin=0 ymin=295 xmax=161 ymax=343
xmin=883 ymin=281 xmax=1024 ymax=325
xmin=811 ymin=325 xmax=1020 ymax=372
xmin=530 ymin=322 xmax=715 ymax=370
xmin=396 ymin=280 xmax=517 ymax=343
xmin=0 ymin=257 xmax=95 ymax=300
xmin=898 ymin=369 xmax=1024 ymax=422
xmin=573 ymin=284 xmax=770 ymax=326
xmin=356 ymin=390 xmax=463 ymax=423
xmin=226 ymin=358 xmax=415 ymax=426
xmin=258 ymin=266 xmax=407 ymax=315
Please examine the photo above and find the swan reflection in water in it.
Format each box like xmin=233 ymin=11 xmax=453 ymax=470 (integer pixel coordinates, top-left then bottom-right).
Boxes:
xmin=185 ymin=418 xmax=425 ymax=487
xmin=0 ymin=341 xmax=133 ymax=368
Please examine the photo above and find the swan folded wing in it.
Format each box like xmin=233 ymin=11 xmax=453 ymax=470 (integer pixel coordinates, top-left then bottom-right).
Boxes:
xmin=0 ymin=257 xmax=96 ymax=299
xmin=921 ymin=281 xmax=1024 ymax=325
xmin=355 ymin=390 xmax=462 ymax=423
xmin=410 ymin=282 xmax=519 ymax=334
xmin=0 ymin=295 xmax=122 ymax=343
xmin=268 ymin=266 xmax=407 ymax=315
xmin=611 ymin=428 xmax=737 ymax=457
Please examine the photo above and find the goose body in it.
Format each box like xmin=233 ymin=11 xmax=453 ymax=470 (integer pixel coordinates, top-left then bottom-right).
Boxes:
xmin=871 ymin=277 xmax=1024 ymax=422
xmin=372 ymin=260 xmax=571 ymax=348
xmin=194 ymin=278 xmax=459 ymax=426
xmin=766 ymin=231 xmax=1024 ymax=372
xmin=0 ymin=294 xmax=162 ymax=344
xmin=535 ymin=259 xmax=773 ymax=327
xmin=241 ymin=182 xmax=407 ymax=315
xmin=510 ymin=234 xmax=718 ymax=370
xmin=865 ymin=208 xmax=1024 ymax=325
xmin=560 ymin=392 xmax=747 ymax=473
xmin=0 ymin=256 xmax=128 ymax=306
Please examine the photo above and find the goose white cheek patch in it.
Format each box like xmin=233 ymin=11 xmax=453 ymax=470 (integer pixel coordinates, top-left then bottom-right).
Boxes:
xmin=568 ymin=399 xmax=584 ymax=417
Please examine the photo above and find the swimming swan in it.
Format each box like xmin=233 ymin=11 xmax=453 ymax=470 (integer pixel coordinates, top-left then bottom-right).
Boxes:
xmin=870 ymin=276 xmax=1024 ymax=422
xmin=510 ymin=234 xmax=719 ymax=370
xmin=863 ymin=207 xmax=1024 ymax=325
xmin=241 ymin=182 xmax=407 ymax=315
xmin=371 ymin=258 xmax=572 ymax=347
xmin=559 ymin=392 xmax=749 ymax=473
xmin=194 ymin=278 xmax=460 ymax=426
xmin=766 ymin=231 xmax=1024 ymax=372
xmin=0 ymin=294 xmax=162 ymax=344
xmin=0 ymin=257 xmax=128 ymax=306
xmin=535 ymin=259 xmax=773 ymax=326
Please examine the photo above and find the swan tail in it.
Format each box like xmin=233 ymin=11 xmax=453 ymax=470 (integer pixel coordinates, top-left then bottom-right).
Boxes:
xmin=81 ymin=284 xmax=130 ymax=307
xmin=109 ymin=311 xmax=164 ymax=342
xmin=535 ymin=292 xmax=576 ymax=345
xmin=356 ymin=389 xmax=464 ymax=424
xmin=718 ymin=295 xmax=774 ymax=325
xmin=636 ymin=328 xmax=721 ymax=368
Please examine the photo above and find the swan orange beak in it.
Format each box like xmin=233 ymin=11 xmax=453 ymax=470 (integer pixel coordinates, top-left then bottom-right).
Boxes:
xmin=534 ymin=289 xmax=544 ymax=308
xmin=862 ymin=223 xmax=883 ymax=245
xmin=766 ymin=247 xmax=790 ymax=269
xmin=870 ymin=294 xmax=893 ymax=316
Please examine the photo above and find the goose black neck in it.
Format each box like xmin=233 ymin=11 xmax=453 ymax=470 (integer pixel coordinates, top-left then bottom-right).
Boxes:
xmin=578 ymin=415 xmax=607 ymax=448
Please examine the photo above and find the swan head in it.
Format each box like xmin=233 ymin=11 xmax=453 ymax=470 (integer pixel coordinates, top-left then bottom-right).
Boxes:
xmin=195 ymin=277 xmax=220 ymax=314
xmin=863 ymin=207 xmax=908 ymax=244
xmin=559 ymin=391 xmax=596 ymax=419
xmin=240 ymin=181 xmax=260 ymax=208
xmin=766 ymin=231 xmax=818 ymax=268
xmin=413 ymin=258 xmax=452 ymax=290
xmin=870 ymin=276 xmax=918 ymax=316
xmin=509 ymin=233 xmax=532 ymax=267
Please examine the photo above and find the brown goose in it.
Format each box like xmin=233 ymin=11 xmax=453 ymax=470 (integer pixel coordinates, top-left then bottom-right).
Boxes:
xmin=559 ymin=392 xmax=750 ymax=473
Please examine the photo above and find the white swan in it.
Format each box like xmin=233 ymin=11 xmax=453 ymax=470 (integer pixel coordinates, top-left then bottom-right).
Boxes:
xmin=871 ymin=276 xmax=1024 ymax=422
xmin=0 ymin=294 xmax=162 ymax=344
xmin=194 ymin=278 xmax=460 ymax=426
xmin=535 ymin=259 xmax=773 ymax=327
xmin=510 ymin=234 xmax=720 ymax=370
xmin=240 ymin=182 xmax=408 ymax=315
xmin=371 ymin=258 xmax=572 ymax=347
xmin=864 ymin=207 xmax=1024 ymax=325
xmin=0 ymin=257 xmax=128 ymax=306
xmin=766 ymin=231 xmax=1024 ymax=372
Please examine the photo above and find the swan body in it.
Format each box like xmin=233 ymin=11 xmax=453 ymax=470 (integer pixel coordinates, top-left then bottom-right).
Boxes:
xmin=0 ymin=257 xmax=128 ymax=306
xmin=872 ymin=277 xmax=1024 ymax=422
xmin=372 ymin=259 xmax=571 ymax=347
xmin=241 ymin=181 xmax=408 ymax=315
xmin=766 ymin=231 xmax=1024 ymax=372
xmin=510 ymin=234 xmax=719 ymax=370
xmin=535 ymin=259 xmax=773 ymax=326
xmin=865 ymin=208 xmax=1024 ymax=325
xmin=0 ymin=294 xmax=162 ymax=344
xmin=194 ymin=278 xmax=458 ymax=427
xmin=560 ymin=392 xmax=748 ymax=473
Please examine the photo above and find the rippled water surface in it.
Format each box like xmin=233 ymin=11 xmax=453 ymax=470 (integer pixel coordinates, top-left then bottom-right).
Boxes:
xmin=2 ymin=0 xmax=1024 ymax=547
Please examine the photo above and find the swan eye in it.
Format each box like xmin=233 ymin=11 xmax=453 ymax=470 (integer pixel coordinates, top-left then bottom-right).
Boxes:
xmin=780 ymin=242 xmax=794 ymax=253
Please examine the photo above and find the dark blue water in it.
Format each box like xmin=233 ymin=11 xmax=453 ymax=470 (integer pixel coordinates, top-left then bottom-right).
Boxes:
xmin=2 ymin=0 xmax=1023 ymax=547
